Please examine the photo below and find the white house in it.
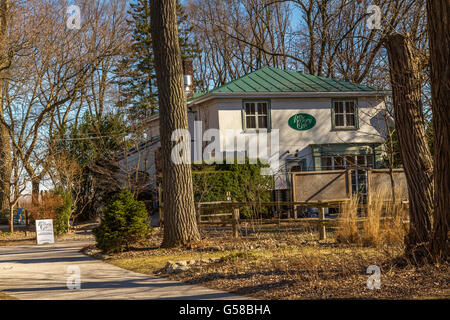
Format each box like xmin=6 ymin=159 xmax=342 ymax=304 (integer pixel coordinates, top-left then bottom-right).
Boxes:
xmin=120 ymin=66 xmax=390 ymax=202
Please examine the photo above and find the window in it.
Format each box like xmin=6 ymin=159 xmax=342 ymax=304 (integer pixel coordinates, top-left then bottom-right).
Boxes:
xmin=333 ymin=156 xmax=345 ymax=169
xmin=320 ymin=154 xmax=373 ymax=171
xmin=320 ymin=156 xmax=331 ymax=170
xmin=290 ymin=158 xmax=307 ymax=172
xmin=332 ymin=100 xmax=357 ymax=129
xmin=243 ymin=101 xmax=269 ymax=130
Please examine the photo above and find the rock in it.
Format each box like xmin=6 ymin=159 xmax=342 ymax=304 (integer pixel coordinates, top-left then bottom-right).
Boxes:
xmin=176 ymin=260 xmax=188 ymax=266
xmin=175 ymin=266 xmax=189 ymax=273
xmin=167 ymin=264 xmax=189 ymax=274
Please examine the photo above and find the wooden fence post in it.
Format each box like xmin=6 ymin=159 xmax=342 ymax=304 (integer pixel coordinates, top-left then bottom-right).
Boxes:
xmin=232 ymin=206 xmax=240 ymax=238
xmin=319 ymin=206 xmax=326 ymax=240
xmin=291 ymin=173 xmax=296 ymax=219
xmin=158 ymin=183 xmax=163 ymax=226
xmin=196 ymin=203 xmax=201 ymax=224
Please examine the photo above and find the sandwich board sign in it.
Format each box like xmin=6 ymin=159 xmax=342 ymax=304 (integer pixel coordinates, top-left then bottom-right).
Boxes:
xmin=36 ymin=219 xmax=55 ymax=245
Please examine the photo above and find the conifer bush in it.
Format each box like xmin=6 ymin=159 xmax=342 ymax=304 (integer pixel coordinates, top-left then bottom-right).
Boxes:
xmin=94 ymin=188 xmax=150 ymax=253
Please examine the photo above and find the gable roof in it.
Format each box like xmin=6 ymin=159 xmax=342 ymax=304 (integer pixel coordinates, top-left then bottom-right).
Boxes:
xmin=189 ymin=67 xmax=389 ymax=105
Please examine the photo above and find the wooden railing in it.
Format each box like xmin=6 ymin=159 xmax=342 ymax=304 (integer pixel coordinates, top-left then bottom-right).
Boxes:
xmin=196 ymin=200 xmax=409 ymax=240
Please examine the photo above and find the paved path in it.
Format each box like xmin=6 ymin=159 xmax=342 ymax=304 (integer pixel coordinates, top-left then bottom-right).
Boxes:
xmin=0 ymin=241 xmax=246 ymax=300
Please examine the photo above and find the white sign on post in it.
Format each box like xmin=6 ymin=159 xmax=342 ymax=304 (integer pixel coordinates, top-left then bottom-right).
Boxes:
xmin=36 ymin=219 xmax=55 ymax=245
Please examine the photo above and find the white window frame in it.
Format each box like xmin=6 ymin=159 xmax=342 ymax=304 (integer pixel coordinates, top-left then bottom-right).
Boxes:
xmin=332 ymin=99 xmax=358 ymax=130
xmin=242 ymin=100 xmax=271 ymax=131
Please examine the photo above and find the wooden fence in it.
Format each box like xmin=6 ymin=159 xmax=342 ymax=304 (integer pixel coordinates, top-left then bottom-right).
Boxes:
xmin=198 ymin=200 xmax=341 ymax=240
xmin=196 ymin=200 xmax=409 ymax=240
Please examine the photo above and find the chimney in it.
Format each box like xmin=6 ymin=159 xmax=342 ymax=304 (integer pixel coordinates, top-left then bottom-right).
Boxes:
xmin=182 ymin=58 xmax=194 ymax=98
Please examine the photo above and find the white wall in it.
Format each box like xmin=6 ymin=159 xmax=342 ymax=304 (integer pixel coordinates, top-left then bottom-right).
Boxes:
xmin=120 ymin=95 xmax=387 ymax=192
xmin=215 ymin=96 xmax=385 ymax=157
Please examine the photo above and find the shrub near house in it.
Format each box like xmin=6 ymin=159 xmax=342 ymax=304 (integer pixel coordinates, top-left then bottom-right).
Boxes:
xmin=94 ymin=188 xmax=151 ymax=253
xmin=192 ymin=161 xmax=273 ymax=218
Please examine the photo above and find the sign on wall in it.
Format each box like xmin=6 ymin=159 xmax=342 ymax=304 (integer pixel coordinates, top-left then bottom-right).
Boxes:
xmin=36 ymin=219 xmax=55 ymax=245
xmin=288 ymin=113 xmax=316 ymax=131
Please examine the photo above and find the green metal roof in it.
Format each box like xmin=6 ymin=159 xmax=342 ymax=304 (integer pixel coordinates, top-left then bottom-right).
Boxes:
xmin=192 ymin=67 xmax=376 ymax=99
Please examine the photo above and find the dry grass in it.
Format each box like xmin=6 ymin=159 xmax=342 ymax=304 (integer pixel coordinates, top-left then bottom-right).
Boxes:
xmin=336 ymin=195 xmax=359 ymax=243
xmin=337 ymin=187 xmax=408 ymax=247
xmin=100 ymin=227 xmax=449 ymax=299
xmin=0 ymin=292 xmax=17 ymax=300
xmin=109 ymin=251 xmax=230 ymax=275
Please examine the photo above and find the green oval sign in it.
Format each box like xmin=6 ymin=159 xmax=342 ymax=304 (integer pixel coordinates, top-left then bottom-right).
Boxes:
xmin=288 ymin=113 xmax=316 ymax=130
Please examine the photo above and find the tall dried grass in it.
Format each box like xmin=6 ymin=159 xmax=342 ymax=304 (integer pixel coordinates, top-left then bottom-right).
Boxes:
xmin=336 ymin=195 xmax=359 ymax=244
xmin=337 ymin=187 xmax=408 ymax=247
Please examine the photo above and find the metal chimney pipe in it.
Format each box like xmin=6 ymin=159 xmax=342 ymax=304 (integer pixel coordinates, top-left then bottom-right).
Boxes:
xmin=182 ymin=59 xmax=194 ymax=97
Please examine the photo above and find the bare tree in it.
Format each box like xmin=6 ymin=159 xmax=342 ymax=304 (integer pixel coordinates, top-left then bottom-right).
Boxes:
xmin=187 ymin=0 xmax=292 ymax=88
xmin=151 ymin=0 xmax=200 ymax=247
xmin=0 ymin=0 xmax=128 ymax=212
xmin=187 ymin=0 xmax=426 ymax=89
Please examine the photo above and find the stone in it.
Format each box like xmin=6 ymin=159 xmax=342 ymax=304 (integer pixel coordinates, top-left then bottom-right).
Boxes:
xmin=167 ymin=264 xmax=189 ymax=274
xmin=175 ymin=266 xmax=189 ymax=273
xmin=176 ymin=260 xmax=188 ymax=266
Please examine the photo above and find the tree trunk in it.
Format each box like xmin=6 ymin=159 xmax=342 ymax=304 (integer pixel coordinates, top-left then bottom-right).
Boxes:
xmin=8 ymin=204 xmax=13 ymax=232
xmin=150 ymin=0 xmax=200 ymax=247
xmin=32 ymin=178 xmax=40 ymax=206
xmin=426 ymin=0 xmax=449 ymax=262
xmin=384 ymin=34 xmax=434 ymax=262
xmin=0 ymin=0 xmax=11 ymax=220
xmin=0 ymin=121 xmax=10 ymax=215
xmin=387 ymin=129 xmax=397 ymax=203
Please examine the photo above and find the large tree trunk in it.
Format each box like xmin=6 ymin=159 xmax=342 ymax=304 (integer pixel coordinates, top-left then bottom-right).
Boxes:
xmin=31 ymin=178 xmax=40 ymax=206
xmin=150 ymin=0 xmax=200 ymax=247
xmin=384 ymin=34 xmax=434 ymax=262
xmin=0 ymin=114 xmax=10 ymax=219
xmin=426 ymin=0 xmax=449 ymax=262
xmin=0 ymin=0 xmax=11 ymax=228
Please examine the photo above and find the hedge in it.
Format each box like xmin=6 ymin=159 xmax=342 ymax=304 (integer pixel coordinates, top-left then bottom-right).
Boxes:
xmin=192 ymin=161 xmax=273 ymax=218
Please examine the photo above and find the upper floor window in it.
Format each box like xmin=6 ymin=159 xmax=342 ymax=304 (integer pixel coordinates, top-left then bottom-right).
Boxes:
xmin=332 ymin=100 xmax=358 ymax=129
xmin=243 ymin=101 xmax=270 ymax=130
